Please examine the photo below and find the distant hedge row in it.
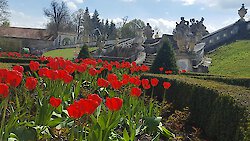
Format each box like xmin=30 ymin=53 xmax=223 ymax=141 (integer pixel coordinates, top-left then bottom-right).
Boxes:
xmin=0 ymin=57 xmax=47 ymax=64
xmin=141 ymin=73 xmax=250 ymax=141
xmin=183 ymin=72 xmax=250 ymax=88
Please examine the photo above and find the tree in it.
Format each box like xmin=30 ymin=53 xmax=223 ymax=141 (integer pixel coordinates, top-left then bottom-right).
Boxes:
xmin=108 ymin=21 xmax=117 ymax=40
xmin=82 ymin=7 xmax=92 ymax=42
xmin=150 ymin=35 xmax=178 ymax=74
xmin=72 ymin=8 xmax=84 ymax=39
xmin=44 ymin=0 xmax=70 ymax=37
xmin=120 ymin=19 xmax=145 ymax=38
xmin=0 ymin=0 xmax=9 ymax=25
xmin=77 ymin=44 xmax=91 ymax=59
xmin=91 ymin=9 xmax=101 ymax=30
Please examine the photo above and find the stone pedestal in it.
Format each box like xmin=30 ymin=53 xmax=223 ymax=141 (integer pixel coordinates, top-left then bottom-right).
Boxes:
xmin=175 ymin=52 xmax=194 ymax=71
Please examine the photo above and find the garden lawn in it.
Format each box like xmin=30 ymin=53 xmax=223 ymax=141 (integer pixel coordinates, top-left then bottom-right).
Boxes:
xmin=43 ymin=47 xmax=98 ymax=60
xmin=208 ymin=40 xmax=250 ymax=77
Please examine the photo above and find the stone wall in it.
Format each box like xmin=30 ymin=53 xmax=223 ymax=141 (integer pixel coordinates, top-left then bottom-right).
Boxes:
xmin=201 ymin=21 xmax=250 ymax=52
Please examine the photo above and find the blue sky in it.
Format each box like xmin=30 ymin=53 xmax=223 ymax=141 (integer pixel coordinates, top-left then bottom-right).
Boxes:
xmin=8 ymin=0 xmax=250 ymax=34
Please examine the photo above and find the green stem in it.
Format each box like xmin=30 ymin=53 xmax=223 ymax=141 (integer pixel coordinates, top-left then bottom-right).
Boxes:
xmin=0 ymin=97 xmax=8 ymax=140
xmin=163 ymin=89 xmax=167 ymax=102
xmin=151 ymin=87 xmax=154 ymax=98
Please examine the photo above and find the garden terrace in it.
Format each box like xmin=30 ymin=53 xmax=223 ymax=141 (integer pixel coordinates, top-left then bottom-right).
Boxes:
xmin=141 ymin=73 xmax=250 ymax=141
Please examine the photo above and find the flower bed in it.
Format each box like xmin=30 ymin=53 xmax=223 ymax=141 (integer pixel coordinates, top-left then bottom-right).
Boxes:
xmin=0 ymin=57 xmax=175 ymax=141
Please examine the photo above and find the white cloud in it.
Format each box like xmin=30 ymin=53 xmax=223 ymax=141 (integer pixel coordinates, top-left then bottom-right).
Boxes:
xmin=145 ymin=18 xmax=176 ymax=35
xmin=62 ymin=0 xmax=85 ymax=11
xmin=10 ymin=10 xmax=48 ymax=28
xmin=66 ymin=1 xmax=78 ymax=10
xmin=174 ymin=0 xmax=250 ymax=9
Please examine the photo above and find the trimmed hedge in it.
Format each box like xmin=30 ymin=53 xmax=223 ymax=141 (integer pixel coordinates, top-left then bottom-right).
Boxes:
xmin=0 ymin=57 xmax=47 ymax=64
xmin=141 ymin=73 xmax=250 ymax=141
xmin=182 ymin=72 xmax=250 ymax=88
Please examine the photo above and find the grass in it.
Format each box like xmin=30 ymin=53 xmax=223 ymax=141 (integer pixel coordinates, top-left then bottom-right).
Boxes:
xmin=43 ymin=47 xmax=98 ymax=60
xmin=207 ymin=40 xmax=250 ymax=77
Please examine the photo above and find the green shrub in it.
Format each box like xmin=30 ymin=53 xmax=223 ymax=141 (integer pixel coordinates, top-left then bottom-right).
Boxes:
xmin=77 ymin=44 xmax=91 ymax=59
xmin=141 ymin=73 xmax=250 ymax=141
xmin=183 ymin=72 xmax=250 ymax=88
xmin=150 ymin=35 xmax=178 ymax=74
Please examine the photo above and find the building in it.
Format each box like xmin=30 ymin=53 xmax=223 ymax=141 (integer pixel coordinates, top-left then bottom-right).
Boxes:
xmin=0 ymin=27 xmax=78 ymax=54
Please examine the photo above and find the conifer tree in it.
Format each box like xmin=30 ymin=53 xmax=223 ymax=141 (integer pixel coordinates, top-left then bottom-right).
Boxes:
xmin=150 ymin=35 xmax=178 ymax=73
xmin=77 ymin=44 xmax=91 ymax=59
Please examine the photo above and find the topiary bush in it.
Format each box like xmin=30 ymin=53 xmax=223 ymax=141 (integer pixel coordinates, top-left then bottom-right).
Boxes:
xmin=77 ymin=44 xmax=91 ymax=59
xmin=150 ymin=35 xmax=178 ymax=74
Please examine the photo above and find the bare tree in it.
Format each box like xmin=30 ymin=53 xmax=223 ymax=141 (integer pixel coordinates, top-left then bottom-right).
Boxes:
xmin=44 ymin=0 xmax=70 ymax=36
xmin=0 ymin=0 xmax=9 ymax=24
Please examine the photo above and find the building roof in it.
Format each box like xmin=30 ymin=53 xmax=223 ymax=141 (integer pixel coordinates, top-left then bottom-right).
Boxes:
xmin=0 ymin=27 xmax=54 ymax=41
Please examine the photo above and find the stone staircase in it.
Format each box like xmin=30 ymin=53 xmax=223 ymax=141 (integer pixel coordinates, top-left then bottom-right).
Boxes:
xmin=143 ymin=53 xmax=157 ymax=67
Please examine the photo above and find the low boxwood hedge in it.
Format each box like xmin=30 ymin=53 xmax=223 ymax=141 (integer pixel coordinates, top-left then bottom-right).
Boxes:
xmin=0 ymin=57 xmax=47 ymax=64
xmin=182 ymin=72 xmax=250 ymax=88
xmin=141 ymin=73 xmax=250 ymax=141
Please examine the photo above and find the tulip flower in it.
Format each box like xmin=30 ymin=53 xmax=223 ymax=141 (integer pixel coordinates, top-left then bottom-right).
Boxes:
xmin=13 ymin=65 xmax=24 ymax=73
xmin=97 ymin=78 xmax=109 ymax=88
xmin=25 ymin=77 xmax=38 ymax=91
xmin=6 ymin=70 xmax=23 ymax=87
xmin=106 ymin=97 xmax=123 ymax=111
xmin=150 ymin=78 xmax=159 ymax=87
xmin=49 ymin=96 xmax=62 ymax=108
xmin=163 ymin=82 xmax=171 ymax=89
xmin=29 ymin=61 xmax=40 ymax=71
xmin=130 ymin=87 xmax=142 ymax=97
xmin=0 ymin=83 xmax=9 ymax=98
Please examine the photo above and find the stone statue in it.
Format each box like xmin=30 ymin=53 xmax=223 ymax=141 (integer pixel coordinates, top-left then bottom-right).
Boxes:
xmin=143 ymin=23 xmax=154 ymax=40
xmin=238 ymin=4 xmax=248 ymax=20
xmin=173 ymin=17 xmax=190 ymax=52
xmin=173 ymin=17 xmax=209 ymax=52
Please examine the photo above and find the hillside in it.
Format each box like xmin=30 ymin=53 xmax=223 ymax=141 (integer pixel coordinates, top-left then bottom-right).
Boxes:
xmin=208 ymin=40 xmax=250 ymax=77
xmin=43 ymin=47 xmax=97 ymax=60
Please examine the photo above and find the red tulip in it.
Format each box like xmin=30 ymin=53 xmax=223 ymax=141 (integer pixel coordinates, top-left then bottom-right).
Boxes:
xmin=6 ymin=70 xmax=23 ymax=87
xmin=130 ymin=87 xmax=142 ymax=97
xmin=88 ymin=67 xmax=98 ymax=76
xmin=38 ymin=67 xmax=49 ymax=77
xmin=106 ymin=97 xmax=123 ymax=111
xmin=97 ymin=78 xmax=109 ymax=88
xmin=0 ymin=83 xmax=9 ymax=98
xmin=62 ymin=74 xmax=73 ymax=84
xmin=80 ymin=99 xmax=99 ymax=115
xmin=25 ymin=77 xmax=38 ymax=91
xmin=165 ymin=70 xmax=173 ymax=75
xmin=65 ymin=65 xmax=76 ymax=74
xmin=129 ymin=76 xmax=141 ymax=86
xmin=150 ymin=78 xmax=159 ymax=87
xmin=181 ymin=69 xmax=187 ymax=73
xmin=141 ymin=79 xmax=151 ymax=90
xmin=49 ymin=96 xmax=62 ymax=108
xmin=163 ymin=82 xmax=171 ymax=89
xmin=67 ymin=103 xmax=82 ymax=118
xmin=110 ymin=80 xmax=122 ymax=90
xmin=159 ymin=67 xmax=164 ymax=72
xmin=13 ymin=65 xmax=24 ymax=73
xmin=107 ymin=73 xmax=118 ymax=82
xmin=140 ymin=65 xmax=149 ymax=72
xmin=0 ymin=69 xmax=8 ymax=83
xmin=29 ymin=61 xmax=40 ymax=71
xmin=87 ymin=94 xmax=102 ymax=105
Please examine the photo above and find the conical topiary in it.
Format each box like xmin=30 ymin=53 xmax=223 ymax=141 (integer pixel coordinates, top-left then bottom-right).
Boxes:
xmin=150 ymin=35 xmax=178 ymax=74
xmin=77 ymin=44 xmax=91 ymax=59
